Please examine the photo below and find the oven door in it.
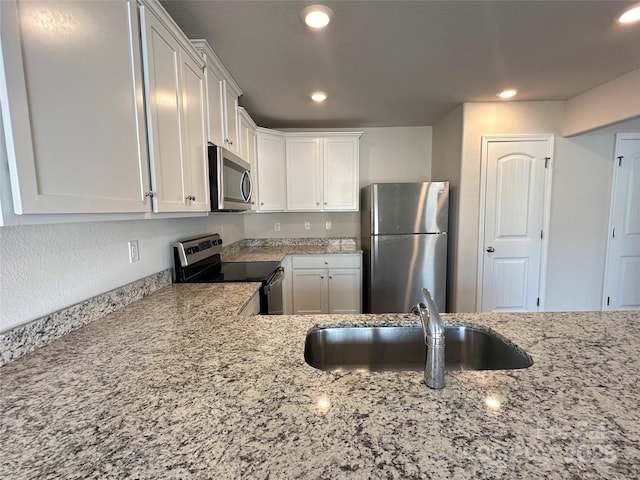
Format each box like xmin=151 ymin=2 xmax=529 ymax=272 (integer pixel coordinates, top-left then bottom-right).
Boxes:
xmin=263 ymin=267 xmax=284 ymax=314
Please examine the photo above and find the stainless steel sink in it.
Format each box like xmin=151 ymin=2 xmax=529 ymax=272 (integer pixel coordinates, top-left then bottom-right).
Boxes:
xmin=304 ymin=322 xmax=533 ymax=372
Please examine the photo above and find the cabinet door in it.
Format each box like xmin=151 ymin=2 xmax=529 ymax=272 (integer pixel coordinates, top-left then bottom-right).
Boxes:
xmin=328 ymin=268 xmax=362 ymax=314
xmin=180 ymin=51 xmax=208 ymax=211
xmin=286 ymin=137 xmax=322 ymax=211
xmin=324 ymin=136 xmax=359 ymax=211
xmin=292 ymin=269 xmax=327 ymax=314
xmin=203 ymin=63 xmax=225 ymax=147
xmin=140 ymin=5 xmax=186 ymax=212
xmin=256 ymin=130 xmax=286 ymax=211
xmin=223 ymin=82 xmax=240 ymax=153
xmin=0 ymin=0 xmax=150 ymax=214
xmin=239 ymin=112 xmax=258 ymax=210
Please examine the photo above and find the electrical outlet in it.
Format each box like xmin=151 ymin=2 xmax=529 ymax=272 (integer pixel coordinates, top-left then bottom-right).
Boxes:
xmin=274 ymin=222 xmax=281 ymax=232
xmin=304 ymin=221 xmax=310 ymax=230
xmin=326 ymin=221 xmax=332 ymax=230
xmin=128 ymin=240 xmax=140 ymax=263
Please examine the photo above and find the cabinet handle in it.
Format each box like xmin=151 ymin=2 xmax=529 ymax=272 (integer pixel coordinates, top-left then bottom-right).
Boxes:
xmin=320 ymin=276 xmax=324 ymax=279
xmin=260 ymin=202 xmax=264 ymax=206
xmin=329 ymin=276 xmax=333 ymax=279
xmin=324 ymin=261 xmax=328 ymax=265
xmin=144 ymin=191 xmax=155 ymax=198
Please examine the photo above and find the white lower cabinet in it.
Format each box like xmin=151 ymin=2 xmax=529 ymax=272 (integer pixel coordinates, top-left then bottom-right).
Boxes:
xmin=291 ymin=254 xmax=362 ymax=314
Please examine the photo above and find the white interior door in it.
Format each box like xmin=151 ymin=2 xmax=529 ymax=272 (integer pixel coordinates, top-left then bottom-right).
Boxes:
xmin=478 ymin=136 xmax=553 ymax=312
xmin=603 ymin=134 xmax=640 ymax=310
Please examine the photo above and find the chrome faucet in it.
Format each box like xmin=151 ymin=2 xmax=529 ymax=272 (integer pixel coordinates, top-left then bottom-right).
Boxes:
xmin=414 ymin=288 xmax=445 ymax=389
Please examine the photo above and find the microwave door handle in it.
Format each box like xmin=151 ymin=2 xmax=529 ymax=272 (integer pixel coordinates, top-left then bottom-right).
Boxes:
xmin=241 ymin=170 xmax=252 ymax=203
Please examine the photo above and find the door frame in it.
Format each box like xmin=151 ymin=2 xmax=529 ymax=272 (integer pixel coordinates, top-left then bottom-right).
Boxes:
xmin=602 ymin=132 xmax=640 ymax=310
xmin=476 ymin=134 xmax=555 ymax=312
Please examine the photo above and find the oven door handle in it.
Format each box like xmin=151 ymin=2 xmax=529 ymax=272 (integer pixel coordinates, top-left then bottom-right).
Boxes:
xmin=263 ymin=266 xmax=284 ymax=294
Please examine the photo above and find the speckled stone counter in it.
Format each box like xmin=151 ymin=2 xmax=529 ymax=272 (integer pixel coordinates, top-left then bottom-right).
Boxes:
xmin=1 ymin=285 xmax=639 ymax=479
xmin=222 ymin=237 xmax=361 ymax=262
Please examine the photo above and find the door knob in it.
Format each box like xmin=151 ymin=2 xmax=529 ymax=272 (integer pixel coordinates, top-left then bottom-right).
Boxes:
xmin=486 ymin=246 xmax=495 ymax=253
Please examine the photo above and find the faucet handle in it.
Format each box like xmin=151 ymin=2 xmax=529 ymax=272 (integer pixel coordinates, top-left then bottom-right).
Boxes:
xmin=411 ymin=303 xmax=425 ymax=316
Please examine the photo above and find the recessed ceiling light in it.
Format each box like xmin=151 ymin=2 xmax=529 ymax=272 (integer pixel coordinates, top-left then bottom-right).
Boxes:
xmin=301 ymin=5 xmax=333 ymax=29
xmin=497 ymin=89 xmax=518 ymax=99
xmin=618 ymin=3 xmax=640 ymax=23
xmin=310 ymin=91 xmax=327 ymax=102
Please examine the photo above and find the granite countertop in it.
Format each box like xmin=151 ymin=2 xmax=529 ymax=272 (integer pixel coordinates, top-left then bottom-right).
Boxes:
xmin=222 ymin=237 xmax=362 ymax=262
xmin=1 ymin=284 xmax=639 ymax=479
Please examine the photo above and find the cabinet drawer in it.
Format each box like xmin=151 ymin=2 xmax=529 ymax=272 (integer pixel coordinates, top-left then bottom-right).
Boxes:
xmin=291 ymin=254 xmax=361 ymax=269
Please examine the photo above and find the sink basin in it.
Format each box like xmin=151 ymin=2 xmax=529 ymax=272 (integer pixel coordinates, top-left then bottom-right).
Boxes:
xmin=304 ymin=322 xmax=533 ymax=372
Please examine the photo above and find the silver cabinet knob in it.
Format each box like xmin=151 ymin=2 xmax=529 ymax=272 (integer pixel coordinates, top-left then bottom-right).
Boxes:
xmin=486 ymin=246 xmax=495 ymax=253
xmin=144 ymin=191 xmax=155 ymax=198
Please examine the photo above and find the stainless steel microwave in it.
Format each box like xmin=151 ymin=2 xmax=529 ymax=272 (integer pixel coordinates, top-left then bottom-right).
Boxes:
xmin=208 ymin=143 xmax=252 ymax=211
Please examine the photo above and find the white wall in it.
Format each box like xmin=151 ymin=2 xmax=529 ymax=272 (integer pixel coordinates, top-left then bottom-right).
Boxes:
xmin=432 ymin=105 xmax=463 ymax=311
xmin=456 ymin=101 xmax=565 ymax=312
xmin=245 ymin=126 xmax=432 ymax=239
xmin=546 ymin=116 xmax=640 ymax=310
xmin=0 ymin=214 xmax=245 ymax=332
xmin=244 ymin=212 xmax=358 ymax=239
xmin=564 ymin=68 xmax=640 ymax=136
xmin=453 ymin=101 xmax=640 ymax=313
xmin=358 ymin=126 xmax=432 ymax=187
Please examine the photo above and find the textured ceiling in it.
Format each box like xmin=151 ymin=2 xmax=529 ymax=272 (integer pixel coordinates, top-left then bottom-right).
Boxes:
xmin=160 ymin=0 xmax=640 ymax=128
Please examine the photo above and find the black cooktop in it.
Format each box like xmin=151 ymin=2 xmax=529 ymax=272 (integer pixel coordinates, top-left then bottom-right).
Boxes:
xmin=217 ymin=261 xmax=281 ymax=282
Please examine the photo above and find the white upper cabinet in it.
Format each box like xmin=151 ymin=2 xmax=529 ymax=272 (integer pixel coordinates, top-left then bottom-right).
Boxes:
xmin=285 ymin=133 xmax=361 ymax=212
xmin=238 ymin=107 xmax=258 ymax=210
xmin=140 ymin=1 xmax=208 ymax=212
xmin=191 ymin=40 xmax=242 ymax=155
xmin=224 ymin=82 xmax=241 ymax=154
xmin=323 ymin=135 xmax=360 ymax=210
xmin=0 ymin=0 xmax=150 ymax=214
xmin=286 ymin=137 xmax=322 ymax=210
xmin=256 ymin=128 xmax=286 ymax=211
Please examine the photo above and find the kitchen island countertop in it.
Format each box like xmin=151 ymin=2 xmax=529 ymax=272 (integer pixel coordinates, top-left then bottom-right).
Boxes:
xmin=1 ymin=284 xmax=639 ymax=479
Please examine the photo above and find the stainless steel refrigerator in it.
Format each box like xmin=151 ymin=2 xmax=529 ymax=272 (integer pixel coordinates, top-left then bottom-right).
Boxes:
xmin=361 ymin=182 xmax=449 ymax=313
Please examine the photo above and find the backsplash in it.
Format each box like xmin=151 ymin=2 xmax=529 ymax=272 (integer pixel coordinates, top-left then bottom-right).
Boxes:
xmin=0 ymin=270 xmax=171 ymax=366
